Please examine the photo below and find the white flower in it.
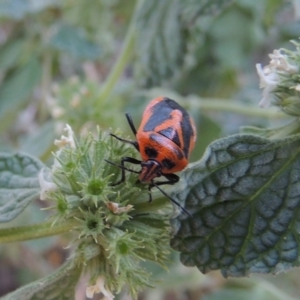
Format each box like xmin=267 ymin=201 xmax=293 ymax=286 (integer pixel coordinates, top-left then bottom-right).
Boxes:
xmin=256 ymin=48 xmax=299 ymax=108
xmin=86 ymin=276 xmax=114 ymax=300
xmin=54 ymin=124 xmax=76 ymax=149
xmin=268 ymin=49 xmax=298 ymax=74
xmin=256 ymin=63 xmax=279 ymax=108
xmin=38 ymin=169 xmax=57 ymax=200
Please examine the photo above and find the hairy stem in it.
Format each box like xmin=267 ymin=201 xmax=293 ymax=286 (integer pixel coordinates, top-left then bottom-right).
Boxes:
xmin=0 ymin=220 xmax=78 ymax=243
xmin=196 ymin=99 xmax=286 ymax=119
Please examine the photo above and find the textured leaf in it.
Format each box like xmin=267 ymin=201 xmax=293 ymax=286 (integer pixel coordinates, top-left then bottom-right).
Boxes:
xmin=170 ymin=134 xmax=300 ymax=277
xmin=181 ymin=0 xmax=234 ymax=24
xmin=0 ymin=261 xmax=81 ymax=300
xmin=0 ymin=58 xmax=42 ymax=128
xmin=135 ymin=0 xmax=186 ymax=86
xmin=49 ymin=24 xmax=101 ymax=60
xmin=0 ymin=0 xmax=59 ymax=20
xmin=0 ymin=152 xmax=44 ymax=222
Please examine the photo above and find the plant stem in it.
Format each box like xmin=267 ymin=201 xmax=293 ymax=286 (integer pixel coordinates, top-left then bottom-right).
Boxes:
xmin=0 ymin=220 xmax=78 ymax=243
xmin=194 ymin=98 xmax=287 ymax=119
xmin=97 ymin=0 xmax=141 ymax=104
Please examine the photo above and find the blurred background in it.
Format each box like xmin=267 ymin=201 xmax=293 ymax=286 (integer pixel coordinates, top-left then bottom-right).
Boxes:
xmin=0 ymin=0 xmax=300 ymax=299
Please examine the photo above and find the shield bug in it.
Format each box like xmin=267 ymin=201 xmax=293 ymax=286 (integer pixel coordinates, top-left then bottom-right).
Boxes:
xmin=107 ymin=97 xmax=196 ymax=215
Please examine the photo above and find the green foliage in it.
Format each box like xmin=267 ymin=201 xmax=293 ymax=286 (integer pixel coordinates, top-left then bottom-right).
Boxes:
xmin=171 ymin=134 xmax=300 ymax=276
xmin=0 ymin=58 xmax=42 ymax=129
xmin=135 ymin=0 xmax=186 ymax=86
xmin=181 ymin=0 xmax=234 ymax=23
xmin=47 ymin=78 xmax=123 ymax=132
xmin=0 ymin=0 xmax=58 ymax=20
xmin=49 ymin=24 xmax=101 ymax=60
xmin=0 ymin=40 xmax=24 ymax=70
xmin=19 ymin=121 xmax=56 ymax=158
xmin=0 ymin=261 xmax=81 ymax=300
xmin=37 ymin=128 xmax=171 ymax=298
xmin=0 ymin=153 xmax=44 ymax=222
xmin=135 ymin=0 xmax=235 ymax=87
xmin=203 ymin=278 xmax=292 ymax=300
xmin=1 ymin=0 xmax=300 ymax=299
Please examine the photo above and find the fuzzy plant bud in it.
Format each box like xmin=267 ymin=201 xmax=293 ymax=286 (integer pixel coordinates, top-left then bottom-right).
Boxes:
xmin=38 ymin=125 xmax=172 ymax=299
xmin=256 ymin=41 xmax=300 ymax=116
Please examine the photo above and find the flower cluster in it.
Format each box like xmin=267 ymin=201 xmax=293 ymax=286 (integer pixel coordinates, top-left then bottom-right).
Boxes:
xmin=39 ymin=125 xmax=171 ymax=299
xmin=46 ymin=77 xmax=123 ymax=133
xmin=256 ymin=41 xmax=300 ymax=115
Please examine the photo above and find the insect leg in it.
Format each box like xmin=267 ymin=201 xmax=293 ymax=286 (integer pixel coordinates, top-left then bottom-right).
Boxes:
xmin=109 ymin=113 xmax=139 ymax=151
xmin=110 ymin=133 xmax=139 ymax=151
xmin=153 ymin=173 xmax=180 ymax=186
xmin=106 ymin=157 xmax=141 ymax=185
xmin=146 ymin=173 xmax=179 ymax=202
xmin=125 ymin=113 xmax=137 ymax=136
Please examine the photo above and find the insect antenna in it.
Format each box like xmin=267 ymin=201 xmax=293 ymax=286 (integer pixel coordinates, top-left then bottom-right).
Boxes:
xmin=152 ymin=182 xmax=192 ymax=217
xmin=105 ymin=159 xmax=140 ymax=174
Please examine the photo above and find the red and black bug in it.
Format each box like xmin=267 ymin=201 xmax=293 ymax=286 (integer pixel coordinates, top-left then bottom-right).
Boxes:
xmin=107 ymin=96 xmax=196 ymax=215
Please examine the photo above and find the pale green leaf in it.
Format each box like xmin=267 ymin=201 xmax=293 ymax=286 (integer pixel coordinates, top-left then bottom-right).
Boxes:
xmin=240 ymin=119 xmax=300 ymax=139
xmin=49 ymin=24 xmax=101 ymax=60
xmin=170 ymin=134 xmax=300 ymax=277
xmin=0 ymin=0 xmax=59 ymax=20
xmin=19 ymin=121 xmax=56 ymax=158
xmin=0 ymin=152 xmax=44 ymax=222
xmin=0 ymin=58 xmax=42 ymax=128
xmin=0 ymin=261 xmax=81 ymax=300
xmin=0 ymin=39 xmax=24 ymax=70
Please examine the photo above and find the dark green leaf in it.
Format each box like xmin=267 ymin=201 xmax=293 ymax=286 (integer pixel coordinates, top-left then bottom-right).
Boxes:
xmin=49 ymin=24 xmax=101 ymax=60
xmin=0 ymin=152 xmax=44 ymax=222
xmin=170 ymin=134 xmax=300 ymax=277
xmin=135 ymin=0 xmax=186 ymax=86
xmin=0 ymin=261 xmax=81 ymax=300
xmin=0 ymin=58 xmax=42 ymax=128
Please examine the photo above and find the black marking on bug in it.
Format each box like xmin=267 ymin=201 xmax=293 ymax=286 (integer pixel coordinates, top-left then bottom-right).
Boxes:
xmin=161 ymin=158 xmax=176 ymax=170
xmin=149 ymin=133 xmax=184 ymax=160
xmin=143 ymin=98 xmax=194 ymax=158
xmin=143 ymin=98 xmax=178 ymax=132
xmin=144 ymin=146 xmax=158 ymax=158
xmin=158 ymin=127 xmax=181 ymax=148
xmin=180 ymin=117 xmax=194 ymax=158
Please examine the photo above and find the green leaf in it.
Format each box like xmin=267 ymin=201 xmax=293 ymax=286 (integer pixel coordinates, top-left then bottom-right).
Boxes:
xmin=0 ymin=152 xmax=44 ymax=223
xmin=19 ymin=121 xmax=56 ymax=158
xmin=0 ymin=0 xmax=59 ymax=20
xmin=170 ymin=134 xmax=300 ymax=277
xmin=0 ymin=58 xmax=42 ymax=129
xmin=0 ymin=261 xmax=81 ymax=300
xmin=135 ymin=0 xmax=186 ymax=86
xmin=181 ymin=0 xmax=234 ymax=24
xmin=49 ymin=24 xmax=101 ymax=60
xmin=0 ymin=39 xmax=24 ymax=70
xmin=240 ymin=119 xmax=300 ymax=139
